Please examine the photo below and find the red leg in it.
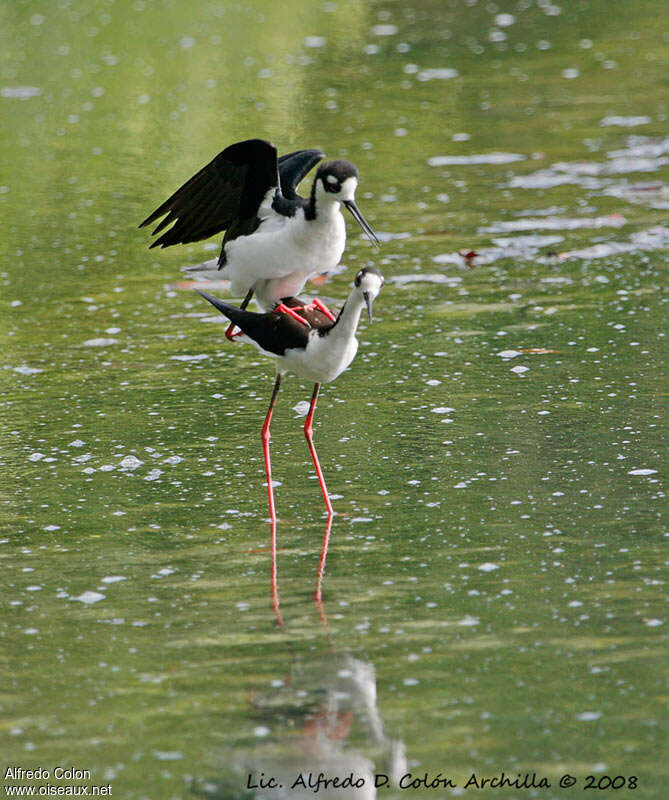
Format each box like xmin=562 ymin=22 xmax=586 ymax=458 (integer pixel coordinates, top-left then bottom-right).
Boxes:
xmin=270 ymin=516 xmax=283 ymax=626
xmin=276 ymin=302 xmax=309 ymax=327
xmin=311 ymin=297 xmax=336 ymax=322
xmin=304 ymin=383 xmax=334 ymax=517
xmin=225 ymin=287 xmax=254 ymax=341
xmin=261 ymin=374 xmax=281 ymax=523
xmin=262 ymin=374 xmax=282 ymax=616
xmin=314 ymin=513 xmax=334 ymax=605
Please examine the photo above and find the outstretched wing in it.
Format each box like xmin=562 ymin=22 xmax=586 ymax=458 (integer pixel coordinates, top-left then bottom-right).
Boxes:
xmin=278 ymin=149 xmax=325 ymax=199
xmin=139 ymin=139 xmax=279 ymax=249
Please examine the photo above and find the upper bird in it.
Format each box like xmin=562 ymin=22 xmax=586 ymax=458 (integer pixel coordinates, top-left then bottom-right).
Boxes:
xmin=139 ymin=138 xmax=379 ymax=314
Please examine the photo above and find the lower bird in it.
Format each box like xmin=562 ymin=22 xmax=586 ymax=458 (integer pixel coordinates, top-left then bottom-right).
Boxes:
xmin=197 ymin=268 xmax=384 ymax=604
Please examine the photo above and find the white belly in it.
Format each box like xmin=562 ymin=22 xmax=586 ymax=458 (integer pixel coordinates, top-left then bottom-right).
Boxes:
xmin=221 ymin=208 xmax=346 ymax=308
xmin=279 ymin=333 xmax=359 ymax=384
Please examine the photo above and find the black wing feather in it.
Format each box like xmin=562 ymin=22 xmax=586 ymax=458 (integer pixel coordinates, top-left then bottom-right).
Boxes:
xmin=278 ymin=149 xmax=325 ymax=199
xmin=140 ymin=139 xmax=279 ymax=248
xmin=197 ymin=291 xmax=312 ymax=355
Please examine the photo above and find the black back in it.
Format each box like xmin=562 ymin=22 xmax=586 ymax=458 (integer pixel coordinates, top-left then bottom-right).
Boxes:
xmin=197 ymin=292 xmax=337 ymax=357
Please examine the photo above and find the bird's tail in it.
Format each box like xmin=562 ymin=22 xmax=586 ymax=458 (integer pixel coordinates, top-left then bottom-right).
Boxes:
xmin=196 ymin=290 xmax=253 ymax=330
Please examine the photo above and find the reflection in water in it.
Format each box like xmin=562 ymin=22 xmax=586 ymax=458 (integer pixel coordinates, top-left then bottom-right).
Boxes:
xmin=270 ymin=514 xmax=334 ymax=627
xmin=196 ymin=651 xmax=406 ymax=799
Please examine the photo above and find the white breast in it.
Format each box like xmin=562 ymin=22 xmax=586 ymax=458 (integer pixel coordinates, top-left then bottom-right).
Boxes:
xmin=279 ymin=331 xmax=359 ymax=384
xmin=221 ymin=206 xmax=347 ymax=305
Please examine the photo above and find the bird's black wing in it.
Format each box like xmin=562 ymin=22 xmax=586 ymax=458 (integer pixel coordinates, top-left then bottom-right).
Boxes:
xmin=139 ymin=139 xmax=279 ymax=249
xmin=197 ymin=291 xmax=311 ymax=356
xmin=278 ymin=149 xmax=325 ymax=199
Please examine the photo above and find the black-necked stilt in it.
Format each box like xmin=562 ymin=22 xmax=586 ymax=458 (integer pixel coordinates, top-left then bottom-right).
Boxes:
xmin=140 ymin=138 xmax=379 ymax=336
xmin=197 ymin=267 xmax=384 ymax=604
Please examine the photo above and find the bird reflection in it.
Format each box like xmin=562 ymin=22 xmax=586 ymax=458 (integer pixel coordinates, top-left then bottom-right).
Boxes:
xmin=269 ymin=509 xmax=334 ymax=627
xmin=194 ymin=651 xmax=406 ymax=799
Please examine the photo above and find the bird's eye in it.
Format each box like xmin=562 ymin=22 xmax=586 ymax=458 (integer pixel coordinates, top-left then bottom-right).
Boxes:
xmin=324 ymin=174 xmax=340 ymax=192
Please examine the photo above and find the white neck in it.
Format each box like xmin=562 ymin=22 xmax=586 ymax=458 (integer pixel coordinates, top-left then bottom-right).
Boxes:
xmin=329 ymin=287 xmax=366 ymax=341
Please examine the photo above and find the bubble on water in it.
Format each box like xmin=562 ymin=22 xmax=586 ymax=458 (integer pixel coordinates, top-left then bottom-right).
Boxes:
xmin=429 ymin=152 xmax=524 ymax=166
xmin=120 ymin=456 xmax=143 ymax=470
xmin=253 ymin=726 xmax=270 ymax=737
xmin=645 ymin=618 xmax=663 ymax=627
xmin=480 ymin=214 xmax=626 ymax=234
xmin=371 ymin=24 xmax=398 ymax=36
xmin=43 ymin=525 xmax=61 ymax=531
xmin=162 ymin=455 xmax=183 ymax=465
xmin=2 ymin=86 xmax=42 ymax=99
xmin=153 ymin=750 xmax=184 ymax=760
xmin=14 ymin=365 xmax=44 ymax=375
xmin=511 ymin=365 xmax=529 ymax=374
xmin=497 ymin=350 xmax=521 ymax=359
xmin=293 ymin=401 xmax=310 ymax=416
xmin=576 ymin=711 xmax=602 ymax=721
xmin=562 ymin=68 xmax=579 ymax=79
xmin=169 ymin=353 xmax=209 ymax=362
xmin=417 ymin=68 xmax=459 ymax=81
xmin=478 ymin=562 xmax=499 ymax=572
xmin=73 ymin=591 xmax=105 ymax=604
xmin=303 ymin=36 xmax=326 ymax=48
xmin=391 ymin=273 xmax=461 ymax=286
xmin=145 ymin=469 xmax=163 ymax=481
xmin=492 ymin=234 xmax=563 ymax=249
xmin=403 ymin=677 xmax=419 ymax=686
xmin=69 ymin=439 xmax=85 ymax=448
xmin=83 ymin=338 xmax=118 ymax=347
xmin=564 ymin=226 xmax=669 ymax=260
xmin=495 ymin=13 xmax=515 ymax=26
xmin=101 ymin=576 xmax=126 ymax=584
xmin=627 ymin=468 xmax=657 ymax=476
xmin=29 ymin=452 xmax=45 ymax=461
xmin=179 ymin=37 xmax=196 ymax=49
xmin=458 ymin=615 xmax=479 ymax=626
xmin=432 ymin=407 xmax=455 ymax=414
xmin=600 ymin=115 xmax=651 ymax=127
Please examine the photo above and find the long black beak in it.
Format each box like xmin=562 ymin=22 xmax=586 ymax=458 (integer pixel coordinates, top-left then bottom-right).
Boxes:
xmin=344 ymin=200 xmax=380 ymax=247
xmin=363 ymin=291 xmax=374 ymax=323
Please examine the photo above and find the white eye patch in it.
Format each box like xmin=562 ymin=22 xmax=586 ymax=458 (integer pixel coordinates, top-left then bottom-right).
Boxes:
xmin=326 ymin=174 xmax=338 ymax=185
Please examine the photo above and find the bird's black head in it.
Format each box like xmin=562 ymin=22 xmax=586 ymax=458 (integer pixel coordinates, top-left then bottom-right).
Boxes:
xmin=354 ymin=266 xmax=384 ymax=288
xmin=314 ymin=161 xmax=379 ymax=246
xmin=316 ymin=160 xmax=360 ymax=194
xmin=354 ymin=267 xmax=384 ymax=323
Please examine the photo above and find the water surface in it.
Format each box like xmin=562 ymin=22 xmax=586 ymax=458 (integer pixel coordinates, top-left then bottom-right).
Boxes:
xmin=1 ymin=1 xmax=666 ymax=798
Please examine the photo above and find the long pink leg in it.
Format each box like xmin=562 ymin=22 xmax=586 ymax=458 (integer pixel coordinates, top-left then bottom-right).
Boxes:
xmin=225 ymin=287 xmax=254 ymax=341
xmin=261 ymin=373 xmax=282 ymax=522
xmin=262 ymin=374 xmax=282 ymax=616
xmin=304 ymin=383 xmax=334 ymax=517
xmin=314 ymin=513 xmax=334 ymax=605
xmin=270 ymin=516 xmax=283 ymax=626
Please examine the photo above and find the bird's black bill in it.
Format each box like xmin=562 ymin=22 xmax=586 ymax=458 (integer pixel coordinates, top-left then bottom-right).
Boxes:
xmin=344 ymin=200 xmax=380 ymax=247
xmin=363 ymin=291 xmax=374 ymax=323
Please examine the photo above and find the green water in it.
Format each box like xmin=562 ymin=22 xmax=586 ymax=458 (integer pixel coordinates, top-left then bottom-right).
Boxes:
xmin=1 ymin=1 xmax=666 ymax=798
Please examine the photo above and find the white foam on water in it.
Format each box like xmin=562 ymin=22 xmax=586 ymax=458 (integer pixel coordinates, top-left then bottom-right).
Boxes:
xmin=429 ymin=152 xmax=525 ymax=166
